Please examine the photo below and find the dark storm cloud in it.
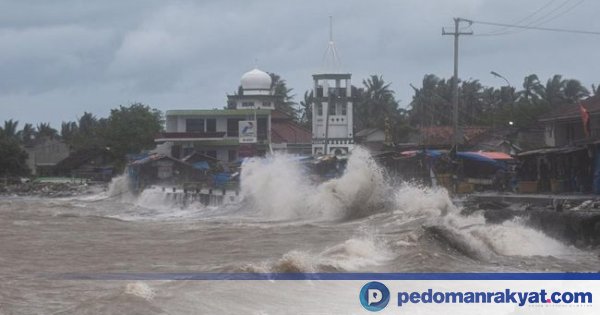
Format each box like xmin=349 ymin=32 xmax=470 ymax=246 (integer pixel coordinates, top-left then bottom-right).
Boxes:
xmin=1 ymin=0 xmax=599 ymax=127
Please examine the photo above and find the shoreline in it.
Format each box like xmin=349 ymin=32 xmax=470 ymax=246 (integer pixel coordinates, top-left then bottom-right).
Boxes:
xmin=0 ymin=181 xmax=106 ymax=198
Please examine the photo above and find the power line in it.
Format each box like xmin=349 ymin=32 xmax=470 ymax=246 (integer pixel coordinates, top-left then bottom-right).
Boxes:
xmin=475 ymin=0 xmax=586 ymax=37
xmin=524 ymin=0 xmax=583 ymax=27
xmin=479 ymin=0 xmax=559 ymax=36
xmin=465 ymin=18 xmax=600 ymax=35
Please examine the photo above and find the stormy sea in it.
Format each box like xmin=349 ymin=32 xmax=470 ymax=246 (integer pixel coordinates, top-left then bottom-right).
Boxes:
xmin=1 ymin=148 xmax=599 ymax=314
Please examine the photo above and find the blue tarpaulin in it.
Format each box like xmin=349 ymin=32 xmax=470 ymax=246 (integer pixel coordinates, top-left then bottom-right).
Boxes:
xmin=192 ymin=161 xmax=210 ymax=170
xmin=213 ymin=173 xmax=231 ymax=187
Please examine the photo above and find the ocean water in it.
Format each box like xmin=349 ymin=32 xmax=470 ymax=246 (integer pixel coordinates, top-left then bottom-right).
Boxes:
xmin=1 ymin=147 xmax=598 ymax=314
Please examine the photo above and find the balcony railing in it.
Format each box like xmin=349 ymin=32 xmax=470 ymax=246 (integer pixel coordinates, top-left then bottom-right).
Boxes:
xmin=156 ymin=132 xmax=226 ymax=139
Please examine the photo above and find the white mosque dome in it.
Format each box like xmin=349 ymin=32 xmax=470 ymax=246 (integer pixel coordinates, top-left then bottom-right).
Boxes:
xmin=241 ymin=68 xmax=272 ymax=91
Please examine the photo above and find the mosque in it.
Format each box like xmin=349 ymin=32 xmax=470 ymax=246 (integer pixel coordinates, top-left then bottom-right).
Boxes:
xmin=154 ymin=29 xmax=354 ymax=161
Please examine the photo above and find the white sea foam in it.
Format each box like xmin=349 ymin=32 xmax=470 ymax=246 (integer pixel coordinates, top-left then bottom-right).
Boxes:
xmin=391 ymin=183 xmax=576 ymax=259
xmin=240 ymin=147 xmax=388 ymax=221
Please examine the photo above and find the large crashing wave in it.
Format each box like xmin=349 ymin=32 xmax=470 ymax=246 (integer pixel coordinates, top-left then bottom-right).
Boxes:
xmin=390 ymin=183 xmax=578 ymax=260
xmin=240 ymin=147 xmax=389 ymax=221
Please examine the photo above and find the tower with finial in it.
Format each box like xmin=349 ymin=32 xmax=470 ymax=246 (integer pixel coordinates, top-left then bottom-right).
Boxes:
xmin=311 ymin=16 xmax=353 ymax=156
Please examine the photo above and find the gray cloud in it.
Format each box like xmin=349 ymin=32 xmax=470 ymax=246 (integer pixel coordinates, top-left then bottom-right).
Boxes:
xmin=1 ymin=0 xmax=599 ymax=127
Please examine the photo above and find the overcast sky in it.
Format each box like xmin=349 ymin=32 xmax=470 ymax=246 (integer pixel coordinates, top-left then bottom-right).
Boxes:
xmin=1 ymin=0 xmax=599 ymax=129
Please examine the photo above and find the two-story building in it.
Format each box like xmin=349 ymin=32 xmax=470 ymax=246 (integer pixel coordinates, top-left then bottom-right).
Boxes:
xmin=539 ymin=95 xmax=600 ymax=147
xmin=154 ymin=68 xmax=311 ymax=162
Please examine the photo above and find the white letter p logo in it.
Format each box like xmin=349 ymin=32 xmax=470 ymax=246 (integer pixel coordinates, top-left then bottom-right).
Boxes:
xmin=368 ymin=289 xmax=383 ymax=305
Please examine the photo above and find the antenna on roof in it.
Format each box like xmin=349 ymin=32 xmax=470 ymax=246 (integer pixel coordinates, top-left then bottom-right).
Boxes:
xmin=322 ymin=16 xmax=341 ymax=73
xmin=329 ymin=15 xmax=333 ymax=42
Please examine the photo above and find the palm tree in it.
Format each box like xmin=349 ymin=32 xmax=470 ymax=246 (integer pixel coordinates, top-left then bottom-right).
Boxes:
xmin=298 ymin=90 xmax=313 ymax=128
xmin=35 ymin=123 xmax=58 ymax=140
xmin=269 ymin=73 xmax=298 ymax=118
xmin=563 ymin=79 xmax=589 ymax=102
xmin=460 ymin=80 xmax=485 ymax=125
xmin=517 ymin=74 xmax=544 ymax=104
xmin=78 ymin=112 xmax=98 ymax=136
xmin=361 ymin=75 xmax=399 ymax=127
xmin=541 ymin=74 xmax=567 ymax=106
xmin=2 ymin=120 xmax=19 ymax=139
xmin=61 ymin=121 xmax=79 ymax=144
xmin=18 ymin=123 xmax=35 ymax=146
xmin=409 ymin=74 xmax=453 ymax=127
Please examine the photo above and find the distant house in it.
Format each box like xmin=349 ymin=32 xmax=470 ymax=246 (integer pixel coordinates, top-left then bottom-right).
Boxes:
xmin=54 ymin=148 xmax=114 ymax=181
xmin=468 ymin=127 xmax=522 ymax=155
xmin=128 ymin=154 xmax=202 ymax=191
xmin=407 ymin=126 xmax=490 ymax=148
xmin=538 ymin=95 xmax=600 ymax=147
xmin=24 ymin=138 xmax=70 ymax=176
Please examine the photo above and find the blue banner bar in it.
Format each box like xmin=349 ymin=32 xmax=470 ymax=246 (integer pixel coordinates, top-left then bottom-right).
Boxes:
xmin=49 ymin=272 xmax=600 ymax=281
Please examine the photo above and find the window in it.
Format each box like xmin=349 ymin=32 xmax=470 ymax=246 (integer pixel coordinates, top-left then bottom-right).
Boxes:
xmin=317 ymin=103 xmax=323 ymax=116
xmin=257 ymin=118 xmax=268 ymax=140
xmin=186 ymin=119 xmax=204 ymax=132
xmin=328 ymin=102 xmax=336 ymax=115
xmin=341 ymin=103 xmax=347 ymax=115
xmin=262 ymin=101 xmax=271 ymax=107
xmin=242 ymin=102 xmax=255 ymax=107
xmin=227 ymin=118 xmax=242 ymax=136
xmin=206 ymin=119 xmax=216 ymax=132
xmin=206 ymin=151 xmax=217 ymax=159
xmin=228 ymin=150 xmax=237 ymax=162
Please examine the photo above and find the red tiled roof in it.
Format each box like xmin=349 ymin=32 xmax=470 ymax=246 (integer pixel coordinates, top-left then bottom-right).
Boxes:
xmin=271 ymin=109 xmax=295 ymax=120
xmin=417 ymin=126 xmax=490 ymax=146
xmin=538 ymin=95 xmax=600 ymax=121
xmin=271 ymin=120 xmax=312 ymax=144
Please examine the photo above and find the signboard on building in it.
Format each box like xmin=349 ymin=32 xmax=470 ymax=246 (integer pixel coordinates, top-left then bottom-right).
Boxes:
xmin=239 ymin=120 xmax=257 ymax=143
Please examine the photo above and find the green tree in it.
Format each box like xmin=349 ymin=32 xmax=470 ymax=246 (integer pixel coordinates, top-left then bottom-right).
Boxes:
xmin=3 ymin=120 xmax=19 ymax=140
xmin=298 ymin=90 xmax=313 ymax=128
xmin=18 ymin=123 xmax=35 ymax=146
xmin=409 ymin=74 xmax=453 ymax=127
xmin=35 ymin=123 xmax=58 ymax=140
xmin=61 ymin=121 xmax=79 ymax=145
xmin=0 ymin=134 xmax=30 ymax=177
xmin=69 ymin=112 xmax=107 ymax=150
xmin=355 ymin=75 xmax=409 ymax=141
xmin=269 ymin=73 xmax=298 ymax=118
xmin=563 ymin=79 xmax=589 ymax=102
xmin=104 ymin=103 xmax=163 ymax=169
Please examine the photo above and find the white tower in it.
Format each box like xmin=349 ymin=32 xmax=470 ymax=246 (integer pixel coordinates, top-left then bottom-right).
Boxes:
xmin=311 ymin=17 xmax=353 ymax=156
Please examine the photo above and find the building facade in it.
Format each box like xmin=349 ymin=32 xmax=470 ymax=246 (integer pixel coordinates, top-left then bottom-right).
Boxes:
xmin=311 ymin=74 xmax=354 ymax=156
xmin=539 ymin=95 xmax=600 ymax=147
xmin=154 ymin=68 xmax=311 ymax=161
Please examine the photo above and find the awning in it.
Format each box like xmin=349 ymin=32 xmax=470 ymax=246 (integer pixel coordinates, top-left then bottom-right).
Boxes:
xmin=469 ymin=151 xmax=513 ymax=160
xmin=518 ymin=146 xmax=586 ymax=157
xmin=400 ymin=149 xmax=444 ymax=158
xmin=456 ymin=152 xmax=505 ymax=169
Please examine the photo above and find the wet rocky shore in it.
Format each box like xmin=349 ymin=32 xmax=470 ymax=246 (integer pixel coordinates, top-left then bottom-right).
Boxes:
xmin=464 ymin=195 xmax=600 ymax=248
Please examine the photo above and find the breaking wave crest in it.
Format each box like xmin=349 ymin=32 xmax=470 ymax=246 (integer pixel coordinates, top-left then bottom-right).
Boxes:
xmin=236 ymin=234 xmax=394 ymax=273
xmin=389 ymin=183 xmax=577 ymax=259
xmin=240 ymin=147 xmax=389 ymax=221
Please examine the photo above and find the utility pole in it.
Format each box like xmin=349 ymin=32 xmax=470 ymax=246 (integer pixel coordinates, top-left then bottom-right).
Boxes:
xmin=443 ymin=18 xmax=472 ymax=147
